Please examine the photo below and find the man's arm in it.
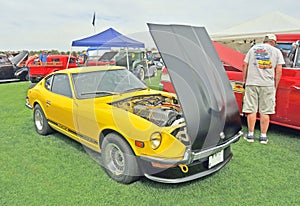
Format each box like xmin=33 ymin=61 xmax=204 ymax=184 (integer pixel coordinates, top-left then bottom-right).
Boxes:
xmin=242 ymin=62 xmax=248 ymax=86
xmin=275 ymin=64 xmax=282 ymax=89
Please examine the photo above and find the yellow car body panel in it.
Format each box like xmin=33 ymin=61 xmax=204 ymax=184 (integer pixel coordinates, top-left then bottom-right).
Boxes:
xmin=26 ymin=66 xmax=186 ymax=161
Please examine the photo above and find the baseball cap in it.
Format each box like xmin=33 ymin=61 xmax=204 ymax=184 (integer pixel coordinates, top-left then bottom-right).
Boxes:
xmin=264 ymin=34 xmax=277 ymax=42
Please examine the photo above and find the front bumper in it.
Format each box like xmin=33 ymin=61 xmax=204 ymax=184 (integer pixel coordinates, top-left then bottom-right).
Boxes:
xmin=25 ymin=97 xmax=33 ymax=109
xmin=25 ymin=103 xmax=32 ymax=109
xmin=140 ymin=131 xmax=243 ymax=183
xmin=140 ymin=131 xmax=242 ymax=165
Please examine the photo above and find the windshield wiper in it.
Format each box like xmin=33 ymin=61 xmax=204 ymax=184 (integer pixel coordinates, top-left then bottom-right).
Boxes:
xmin=123 ymin=87 xmax=147 ymax=93
xmin=81 ymin=91 xmax=120 ymax=96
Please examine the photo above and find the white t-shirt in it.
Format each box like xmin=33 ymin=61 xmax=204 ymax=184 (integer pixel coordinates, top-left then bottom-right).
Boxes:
xmin=244 ymin=43 xmax=285 ymax=86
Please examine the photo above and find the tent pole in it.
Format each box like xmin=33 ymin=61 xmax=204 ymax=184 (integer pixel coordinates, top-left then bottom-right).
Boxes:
xmin=96 ymin=48 xmax=99 ymax=66
xmin=146 ymin=60 xmax=151 ymax=83
xmin=126 ymin=47 xmax=129 ymax=70
xmin=66 ymin=46 xmax=72 ymax=69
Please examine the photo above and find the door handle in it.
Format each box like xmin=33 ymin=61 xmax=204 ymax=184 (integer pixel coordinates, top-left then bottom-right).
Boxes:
xmin=292 ymin=86 xmax=300 ymax=90
xmin=46 ymin=100 xmax=51 ymax=105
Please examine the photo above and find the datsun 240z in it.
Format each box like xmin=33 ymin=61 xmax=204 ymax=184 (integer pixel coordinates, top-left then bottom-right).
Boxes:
xmin=26 ymin=24 xmax=242 ymax=184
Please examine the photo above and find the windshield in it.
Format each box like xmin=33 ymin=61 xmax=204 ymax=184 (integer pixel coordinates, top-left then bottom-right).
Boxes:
xmin=99 ymin=51 xmax=118 ymax=62
xmin=295 ymin=49 xmax=300 ymax=68
xmin=0 ymin=55 xmax=11 ymax=65
xmin=72 ymin=69 xmax=147 ymax=99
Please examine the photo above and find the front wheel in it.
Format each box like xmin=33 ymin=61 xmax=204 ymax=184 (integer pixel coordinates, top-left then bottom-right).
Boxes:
xmin=101 ymin=133 xmax=140 ymax=184
xmin=33 ymin=104 xmax=53 ymax=135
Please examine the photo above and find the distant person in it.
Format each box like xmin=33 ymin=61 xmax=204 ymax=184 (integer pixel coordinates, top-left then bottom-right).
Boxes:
xmin=251 ymin=39 xmax=256 ymax=47
xmin=33 ymin=54 xmax=40 ymax=64
xmin=242 ymin=34 xmax=285 ymax=144
xmin=39 ymin=51 xmax=48 ymax=63
xmin=288 ymin=42 xmax=298 ymax=62
xmin=82 ymin=51 xmax=88 ymax=64
xmin=146 ymin=51 xmax=153 ymax=65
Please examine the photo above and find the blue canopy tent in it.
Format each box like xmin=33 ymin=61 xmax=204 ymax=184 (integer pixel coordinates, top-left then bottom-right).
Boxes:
xmin=87 ymin=47 xmax=111 ymax=52
xmin=70 ymin=28 xmax=145 ymax=69
xmin=72 ymin=28 xmax=145 ymax=48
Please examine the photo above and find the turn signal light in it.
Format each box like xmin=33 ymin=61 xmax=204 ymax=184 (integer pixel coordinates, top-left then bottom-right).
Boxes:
xmin=135 ymin=140 xmax=144 ymax=148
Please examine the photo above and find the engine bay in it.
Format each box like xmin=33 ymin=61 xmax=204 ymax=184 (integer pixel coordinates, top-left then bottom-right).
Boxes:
xmin=112 ymin=94 xmax=190 ymax=145
xmin=112 ymin=94 xmax=184 ymax=127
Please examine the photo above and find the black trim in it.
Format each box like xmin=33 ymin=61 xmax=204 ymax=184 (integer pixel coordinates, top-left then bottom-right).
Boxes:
xmin=48 ymin=119 xmax=98 ymax=145
xmin=144 ymin=152 xmax=233 ymax=184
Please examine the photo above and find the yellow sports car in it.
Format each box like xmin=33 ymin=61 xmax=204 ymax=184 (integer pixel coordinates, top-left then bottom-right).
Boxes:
xmin=26 ymin=24 xmax=243 ymax=184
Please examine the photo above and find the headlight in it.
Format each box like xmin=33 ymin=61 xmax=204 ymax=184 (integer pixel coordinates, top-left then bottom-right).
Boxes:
xmin=150 ymin=132 xmax=162 ymax=150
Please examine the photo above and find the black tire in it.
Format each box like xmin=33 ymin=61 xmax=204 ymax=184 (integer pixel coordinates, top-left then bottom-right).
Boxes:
xmin=30 ymin=77 xmax=37 ymax=83
xmin=25 ymin=73 xmax=29 ymax=81
xmin=33 ymin=104 xmax=53 ymax=135
xmin=29 ymin=83 xmax=37 ymax=89
xmin=138 ymin=68 xmax=145 ymax=81
xmin=101 ymin=133 xmax=140 ymax=184
xmin=152 ymin=67 xmax=158 ymax=77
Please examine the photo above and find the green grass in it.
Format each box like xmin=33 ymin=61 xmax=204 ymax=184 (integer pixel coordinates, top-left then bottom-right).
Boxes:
xmin=145 ymin=70 xmax=163 ymax=90
xmin=0 ymin=81 xmax=299 ymax=206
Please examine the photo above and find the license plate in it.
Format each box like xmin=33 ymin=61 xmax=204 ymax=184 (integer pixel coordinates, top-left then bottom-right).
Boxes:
xmin=208 ymin=150 xmax=224 ymax=169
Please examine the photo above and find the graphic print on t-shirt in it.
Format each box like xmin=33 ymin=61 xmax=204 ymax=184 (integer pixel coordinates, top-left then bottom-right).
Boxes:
xmin=254 ymin=45 xmax=272 ymax=69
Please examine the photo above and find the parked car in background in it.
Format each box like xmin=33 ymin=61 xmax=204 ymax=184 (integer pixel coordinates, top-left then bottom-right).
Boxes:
xmin=28 ymin=55 xmax=77 ymax=82
xmin=228 ymin=34 xmax=300 ymax=130
xmin=115 ymin=49 xmax=157 ymax=80
xmin=151 ymin=51 xmax=164 ymax=70
xmin=0 ymin=51 xmax=29 ymax=81
xmin=160 ymin=66 xmax=175 ymax=93
xmin=275 ymin=34 xmax=300 ymax=68
xmin=86 ymin=51 xmax=118 ymax=66
xmin=0 ymin=54 xmax=15 ymax=80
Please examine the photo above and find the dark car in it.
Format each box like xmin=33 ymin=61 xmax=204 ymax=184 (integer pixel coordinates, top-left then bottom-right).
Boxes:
xmin=0 ymin=51 xmax=29 ymax=81
xmin=0 ymin=54 xmax=15 ymax=80
xmin=86 ymin=51 xmax=118 ymax=66
xmin=115 ymin=49 xmax=157 ymax=80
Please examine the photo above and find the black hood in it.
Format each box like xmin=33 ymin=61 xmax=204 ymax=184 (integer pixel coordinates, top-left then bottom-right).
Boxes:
xmin=10 ymin=50 xmax=29 ymax=66
xmin=148 ymin=24 xmax=241 ymax=151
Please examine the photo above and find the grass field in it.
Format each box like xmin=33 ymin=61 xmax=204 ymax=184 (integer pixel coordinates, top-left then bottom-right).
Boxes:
xmin=0 ymin=80 xmax=299 ymax=206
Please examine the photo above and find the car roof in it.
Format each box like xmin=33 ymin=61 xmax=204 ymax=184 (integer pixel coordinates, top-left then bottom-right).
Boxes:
xmin=276 ymin=34 xmax=300 ymax=42
xmin=55 ymin=65 xmax=127 ymax=74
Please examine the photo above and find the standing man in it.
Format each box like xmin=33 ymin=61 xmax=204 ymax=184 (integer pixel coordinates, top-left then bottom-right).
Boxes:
xmin=243 ymin=34 xmax=285 ymax=144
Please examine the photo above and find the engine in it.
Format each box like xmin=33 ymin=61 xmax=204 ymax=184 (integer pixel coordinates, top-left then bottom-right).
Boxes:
xmin=133 ymin=104 xmax=181 ymax=127
xmin=112 ymin=95 xmax=184 ymax=127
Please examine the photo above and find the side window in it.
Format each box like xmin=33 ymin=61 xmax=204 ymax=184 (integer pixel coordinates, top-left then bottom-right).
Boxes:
xmin=69 ymin=58 xmax=75 ymax=63
xmin=51 ymin=58 xmax=60 ymax=62
xmin=45 ymin=75 xmax=53 ymax=91
xmin=51 ymin=74 xmax=73 ymax=98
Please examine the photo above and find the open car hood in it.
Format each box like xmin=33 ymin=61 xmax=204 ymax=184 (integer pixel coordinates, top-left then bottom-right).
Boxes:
xmin=213 ymin=41 xmax=245 ymax=71
xmin=148 ymin=24 xmax=241 ymax=151
xmin=10 ymin=50 xmax=29 ymax=66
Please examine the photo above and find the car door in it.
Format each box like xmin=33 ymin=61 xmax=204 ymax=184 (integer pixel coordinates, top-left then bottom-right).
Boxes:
xmin=286 ymin=77 xmax=300 ymax=127
xmin=43 ymin=73 xmax=76 ymax=133
xmin=274 ymin=69 xmax=300 ymax=128
xmin=70 ymin=71 xmax=105 ymax=149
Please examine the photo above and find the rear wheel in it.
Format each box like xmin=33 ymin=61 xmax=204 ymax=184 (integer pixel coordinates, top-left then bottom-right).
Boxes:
xmin=33 ymin=104 xmax=53 ymax=135
xmin=101 ymin=133 xmax=140 ymax=184
xmin=138 ymin=68 xmax=145 ymax=81
xmin=152 ymin=67 xmax=158 ymax=77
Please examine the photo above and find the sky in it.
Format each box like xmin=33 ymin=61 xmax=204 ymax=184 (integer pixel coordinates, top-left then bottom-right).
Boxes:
xmin=1 ymin=0 xmax=300 ymax=51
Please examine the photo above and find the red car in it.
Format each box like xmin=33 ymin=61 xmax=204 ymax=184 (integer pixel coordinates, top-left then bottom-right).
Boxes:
xmin=161 ymin=35 xmax=300 ymax=130
xmin=86 ymin=51 xmax=118 ymax=66
xmin=28 ymin=55 xmax=77 ymax=82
